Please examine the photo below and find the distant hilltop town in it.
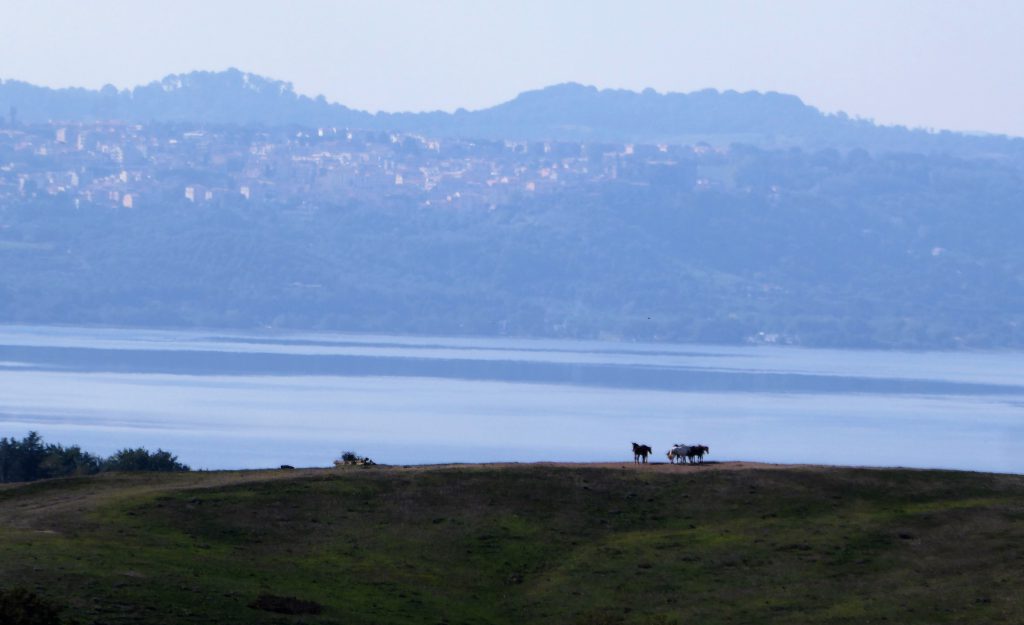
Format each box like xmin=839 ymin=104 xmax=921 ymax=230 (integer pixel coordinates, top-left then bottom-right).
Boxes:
xmin=0 ymin=118 xmax=710 ymax=210
xmin=2 ymin=71 xmax=1021 ymax=213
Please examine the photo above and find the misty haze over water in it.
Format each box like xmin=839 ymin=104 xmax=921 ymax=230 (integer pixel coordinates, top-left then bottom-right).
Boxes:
xmin=1 ymin=325 xmax=1021 ymax=473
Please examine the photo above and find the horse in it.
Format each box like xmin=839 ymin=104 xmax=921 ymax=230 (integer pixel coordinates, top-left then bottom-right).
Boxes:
xmin=632 ymin=442 xmax=653 ymax=464
xmin=686 ymin=445 xmax=710 ymax=464
xmin=667 ymin=445 xmax=691 ymax=464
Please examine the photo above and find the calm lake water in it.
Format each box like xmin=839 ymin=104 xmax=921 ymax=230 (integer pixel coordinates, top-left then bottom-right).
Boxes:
xmin=1 ymin=324 xmax=1022 ymax=473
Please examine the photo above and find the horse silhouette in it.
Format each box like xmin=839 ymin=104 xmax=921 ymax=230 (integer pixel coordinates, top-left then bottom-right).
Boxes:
xmin=632 ymin=442 xmax=653 ymax=464
xmin=687 ymin=445 xmax=710 ymax=464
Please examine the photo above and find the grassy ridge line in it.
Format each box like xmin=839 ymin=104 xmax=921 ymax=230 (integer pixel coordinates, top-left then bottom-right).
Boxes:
xmin=0 ymin=462 xmax=886 ymax=526
xmin=1 ymin=462 xmax=1023 ymax=625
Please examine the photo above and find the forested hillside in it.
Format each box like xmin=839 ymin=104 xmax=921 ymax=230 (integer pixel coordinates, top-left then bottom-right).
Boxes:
xmin=2 ymin=71 xmax=1023 ymax=348
xmin=2 ymin=144 xmax=1022 ymax=348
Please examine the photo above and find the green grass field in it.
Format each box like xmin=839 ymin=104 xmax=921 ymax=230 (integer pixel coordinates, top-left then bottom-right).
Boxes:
xmin=1 ymin=462 xmax=1023 ymax=624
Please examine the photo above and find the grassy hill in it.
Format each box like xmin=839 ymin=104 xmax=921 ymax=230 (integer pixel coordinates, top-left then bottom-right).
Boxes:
xmin=1 ymin=462 xmax=1022 ymax=624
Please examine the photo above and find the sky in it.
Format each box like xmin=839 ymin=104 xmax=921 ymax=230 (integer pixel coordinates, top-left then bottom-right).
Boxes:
xmin=2 ymin=0 xmax=1023 ymax=136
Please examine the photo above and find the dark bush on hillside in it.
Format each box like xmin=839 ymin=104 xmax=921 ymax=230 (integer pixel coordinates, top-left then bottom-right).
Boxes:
xmin=43 ymin=445 xmax=104 ymax=478
xmin=0 ymin=432 xmax=103 ymax=483
xmin=249 ymin=593 xmax=323 ymax=615
xmin=0 ymin=433 xmax=190 ymax=483
xmin=0 ymin=588 xmax=70 ymax=625
xmin=104 ymin=448 xmax=190 ymax=472
xmin=334 ymin=451 xmax=375 ymax=466
xmin=339 ymin=451 xmax=359 ymax=463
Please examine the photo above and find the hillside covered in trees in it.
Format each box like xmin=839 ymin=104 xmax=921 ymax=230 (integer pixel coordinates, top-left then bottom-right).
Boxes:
xmin=1 ymin=71 xmax=1023 ymax=349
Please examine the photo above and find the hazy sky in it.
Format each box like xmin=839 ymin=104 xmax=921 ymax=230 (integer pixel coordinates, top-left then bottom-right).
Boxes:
xmin=3 ymin=0 xmax=1023 ymax=136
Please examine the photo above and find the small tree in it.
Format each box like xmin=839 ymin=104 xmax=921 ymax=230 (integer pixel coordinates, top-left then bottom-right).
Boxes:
xmin=339 ymin=451 xmax=359 ymax=463
xmin=335 ymin=451 xmax=374 ymax=467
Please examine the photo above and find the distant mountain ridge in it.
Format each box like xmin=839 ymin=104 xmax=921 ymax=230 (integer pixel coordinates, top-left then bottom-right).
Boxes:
xmin=2 ymin=68 xmax=1021 ymax=155
xmin=0 ymin=69 xmax=372 ymax=128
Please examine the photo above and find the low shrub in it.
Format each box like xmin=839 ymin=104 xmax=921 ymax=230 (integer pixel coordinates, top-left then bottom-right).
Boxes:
xmin=0 ymin=588 xmax=70 ymax=625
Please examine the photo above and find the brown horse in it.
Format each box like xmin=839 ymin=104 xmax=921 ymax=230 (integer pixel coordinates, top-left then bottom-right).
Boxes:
xmin=686 ymin=445 xmax=710 ymax=464
xmin=632 ymin=442 xmax=653 ymax=464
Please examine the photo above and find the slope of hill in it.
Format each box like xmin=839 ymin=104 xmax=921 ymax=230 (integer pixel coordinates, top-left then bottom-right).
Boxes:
xmin=1 ymin=463 xmax=1022 ymax=624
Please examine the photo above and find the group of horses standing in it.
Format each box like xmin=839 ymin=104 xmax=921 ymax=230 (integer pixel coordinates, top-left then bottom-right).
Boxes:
xmin=631 ymin=442 xmax=710 ymax=465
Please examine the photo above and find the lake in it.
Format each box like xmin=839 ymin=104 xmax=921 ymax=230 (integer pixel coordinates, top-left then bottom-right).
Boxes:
xmin=1 ymin=324 xmax=1022 ymax=472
